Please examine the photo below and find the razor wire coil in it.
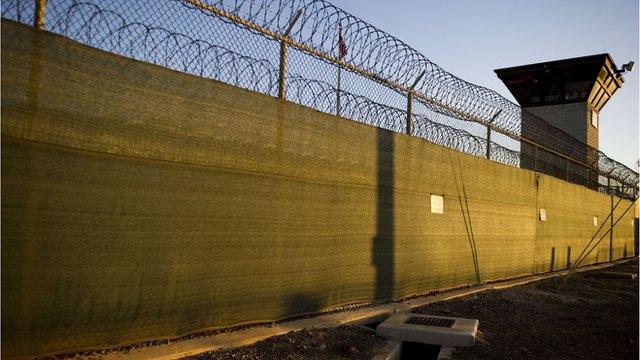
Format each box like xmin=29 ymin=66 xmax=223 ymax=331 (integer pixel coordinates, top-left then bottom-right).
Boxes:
xmin=1 ymin=0 xmax=636 ymax=198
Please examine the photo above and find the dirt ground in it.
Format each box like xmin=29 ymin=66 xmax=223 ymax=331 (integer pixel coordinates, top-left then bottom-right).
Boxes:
xmin=183 ymin=326 xmax=388 ymax=360
xmin=184 ymin=259 xmax=638 ymax=360
xmin=414 ymin=259 xmax=639 ymax=360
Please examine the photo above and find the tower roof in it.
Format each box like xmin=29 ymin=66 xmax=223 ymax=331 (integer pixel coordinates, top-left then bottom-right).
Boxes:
xmin=494 ymin=54 xmax=624 ymax=111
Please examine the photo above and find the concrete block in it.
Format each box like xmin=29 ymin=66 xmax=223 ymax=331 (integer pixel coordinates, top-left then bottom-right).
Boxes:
xmin=372 ymin=340 xmax=401 ymax=360
xmin=376 ymin=313 xmax=478 ymax=347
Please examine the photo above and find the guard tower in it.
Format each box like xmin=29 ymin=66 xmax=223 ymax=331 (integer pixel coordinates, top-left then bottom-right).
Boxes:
xmin=494 ymin=54 xmax=625 ymax=186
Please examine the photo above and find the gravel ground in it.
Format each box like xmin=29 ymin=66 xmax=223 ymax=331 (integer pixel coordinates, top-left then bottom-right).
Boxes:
xmin=183 ymin=259 xmax=638 ymax=360
xmin=413 ymin=259 xmax=639 ymax=360
xmin=183 ymin=326 xmax=388 ymax=360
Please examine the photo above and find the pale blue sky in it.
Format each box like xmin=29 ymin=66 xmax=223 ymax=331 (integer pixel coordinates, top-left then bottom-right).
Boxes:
xmin=330 ymin=0 xmax=639 ymax=170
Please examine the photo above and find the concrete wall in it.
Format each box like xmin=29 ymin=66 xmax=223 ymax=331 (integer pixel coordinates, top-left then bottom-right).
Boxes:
xmin=521 ymin=102 xmax=598 ymax=183
xmin=525 ymin=102 xmax=592 ymax=147
xmin=1 ymin=20 xmax=635 ymax=358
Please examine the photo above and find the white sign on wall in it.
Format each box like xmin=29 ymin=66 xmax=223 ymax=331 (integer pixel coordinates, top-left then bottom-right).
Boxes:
xmin=593 ymin=216 xmax=598 ymax=226
xmin=430 ymin=194 xmax=444 ymax=214
xmin=539 ymin=208 xmax=547 ymax=222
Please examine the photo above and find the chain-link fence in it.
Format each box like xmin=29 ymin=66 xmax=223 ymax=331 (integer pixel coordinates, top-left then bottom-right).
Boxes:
xmin=2 ymin=0 xmax=637 ymax=199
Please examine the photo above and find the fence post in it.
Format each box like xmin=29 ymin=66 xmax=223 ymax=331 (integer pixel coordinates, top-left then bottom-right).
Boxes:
xmin=609 ymin=183 xmax=614 ymax=262
xmin=485 ymin=125 xmax=491 ymax=159
xmin=485 ymin=110 xmax=502 ymax=160
xmin=406 ymin=70 xmax=426 ymax=135
xmin=34 ymin=0 xmax=48 ymax=29
xmin=406 ymin=92 xmax=413 ymax=135
xmin=277 ymin=10 xmax=302 ymax=100
xmin=336 ymin=67 xmax=342 ymax=116
xmin=278 ymin=43 xmax=287 ymax=99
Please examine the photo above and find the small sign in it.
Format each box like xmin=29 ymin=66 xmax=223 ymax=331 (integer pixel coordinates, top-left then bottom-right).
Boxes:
xmin=431 ymin=194 xmax=444 ymax=214
xmin=593 ymin=216 xmax=598 ymax=226
xmin=539 ymin=208 xmax=547 ymax=222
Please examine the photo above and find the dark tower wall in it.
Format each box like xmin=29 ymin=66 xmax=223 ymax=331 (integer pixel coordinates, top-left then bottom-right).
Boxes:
xmin=525 ymin=103 xmax=594 ymax=148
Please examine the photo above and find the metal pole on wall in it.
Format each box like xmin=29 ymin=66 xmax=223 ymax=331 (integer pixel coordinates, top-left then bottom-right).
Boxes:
xmin=336 ymin=67 xmax=341 ymax=116
xmin=565 ymin=157 xmax=570 ymax=181
xmin=533 ymin=145 xmax=538 ymax=172
xmin=406 ymin=70 xmax=426 ymax=135
xmin=485 ymin=110 xmax=502 ymax=160
xmin=406 ymin=92 xmax=413 ymax=135
xmin=336 ymin=21 xmax=348 ymax=117
xmin=34 ymin=0 xmax=48 ymax=29
xmin=485 ymin=125 xmax=491 ymax=159
xmin=278 ymin=42 xmax=287 ymax=99
xmin=608 ymin=177 xmax=613 ymax=262
xmin=277 ymin=10 xmax=302 ymax=100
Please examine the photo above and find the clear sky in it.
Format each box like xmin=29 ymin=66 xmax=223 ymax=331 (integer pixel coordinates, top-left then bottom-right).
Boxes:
xmin=330 ymin=0 xmax=639 ymax=170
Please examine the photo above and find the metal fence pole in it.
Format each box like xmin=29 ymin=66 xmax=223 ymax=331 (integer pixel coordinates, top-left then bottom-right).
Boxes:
xmin=485 ymin=125 xmax=491 ymax=160
xmin=336 ymin=67 xmax=342 ymax=116
xmin=406 ymin=70 xmax=425 ymax=135
xmin=34 ymin=0 xmax=48 ymax=29
xmin=609 ymin=183 xmax=614 ymax=261
xmin=277 ymin=10 xmax=302 ymax=100
xmin=406 ymin=92 xmax=413 ymax=135
xmin=485 ymin=110 xmax=502 ymax=160
xmin=278 ymin=42 xmax=287 ymax=99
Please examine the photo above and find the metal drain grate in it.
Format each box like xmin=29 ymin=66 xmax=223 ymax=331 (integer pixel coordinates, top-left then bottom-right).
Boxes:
xmin=404 ymin=317 xmax=455 ymax=328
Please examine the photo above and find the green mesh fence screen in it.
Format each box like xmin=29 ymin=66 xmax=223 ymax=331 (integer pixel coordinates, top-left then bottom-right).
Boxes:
xmin=1 ymin=20 xmax=635 ymax=358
